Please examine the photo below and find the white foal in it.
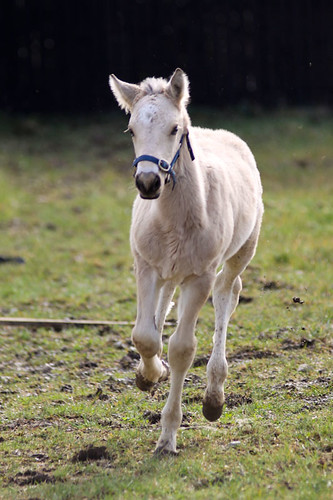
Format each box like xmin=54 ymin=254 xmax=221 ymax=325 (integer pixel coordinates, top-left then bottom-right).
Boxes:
xmin=110 ymin=68 xmax=263 ymax=454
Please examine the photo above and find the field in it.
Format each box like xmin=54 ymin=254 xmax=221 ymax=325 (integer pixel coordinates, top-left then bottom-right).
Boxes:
xmin=0 ymin=109 xmax=332 ymax=499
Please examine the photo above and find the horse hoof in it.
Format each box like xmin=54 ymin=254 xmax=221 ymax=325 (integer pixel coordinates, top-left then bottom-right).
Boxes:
xmin=135 ymin=359 xmax=170 ymax=391
xmin=154 ymin=447 xmax=179 ymax=457
xmin=202 ymin=400 xmax=224 ymax=422
xmin=135 ymin=372 xmax=155 ymax=392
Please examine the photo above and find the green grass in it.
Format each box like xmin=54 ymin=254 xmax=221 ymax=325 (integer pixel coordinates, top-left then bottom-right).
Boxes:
xmin=0 ymin=109 xmax=332 ymax=499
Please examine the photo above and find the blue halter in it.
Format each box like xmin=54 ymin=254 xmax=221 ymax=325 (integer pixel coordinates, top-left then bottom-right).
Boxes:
xmin=132 ymin=132 xmax=195 ymax=190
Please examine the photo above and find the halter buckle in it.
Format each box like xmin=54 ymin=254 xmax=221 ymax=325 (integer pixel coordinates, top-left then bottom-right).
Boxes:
xmin=158 ymin=159 xmax=170 ymax=172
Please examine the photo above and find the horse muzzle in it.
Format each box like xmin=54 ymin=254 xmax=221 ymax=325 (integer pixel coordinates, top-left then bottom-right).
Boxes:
xmin=135 ymin=172 xmax=161 ymax=199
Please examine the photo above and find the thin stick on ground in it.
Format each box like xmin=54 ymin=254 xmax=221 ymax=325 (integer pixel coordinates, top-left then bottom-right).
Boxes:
xmin=0 ymin=317 xmax=175 ymax=329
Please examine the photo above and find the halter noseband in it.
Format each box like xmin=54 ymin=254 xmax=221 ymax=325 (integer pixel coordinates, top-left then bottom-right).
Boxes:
xmin=132 ymin=132 xmax=195 ymax=190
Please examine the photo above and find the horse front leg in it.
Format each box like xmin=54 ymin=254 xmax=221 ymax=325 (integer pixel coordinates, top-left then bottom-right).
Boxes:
xmin=132 ymin=258 xmax=169 ymax=391
xmin=155 ymin=273 xmax=214 ymax=455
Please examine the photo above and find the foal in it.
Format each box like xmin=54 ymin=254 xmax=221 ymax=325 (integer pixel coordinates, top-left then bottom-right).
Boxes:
xmin=110 ymin=69 xmax=263 ymax=454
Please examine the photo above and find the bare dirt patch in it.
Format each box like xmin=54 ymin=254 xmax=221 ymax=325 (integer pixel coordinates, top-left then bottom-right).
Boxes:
xmin=228 ymin=347 xmax=278 ymax=362
xmin=300 ymin=394 xmax=332 ymax=411
xmin=239 ymin=295 xmax=254 ymax=304
xmin=143 ymin=410 xmax=161 ymax=424
xmin=107 ymin=375 xmax=135 ymax=392
xmin=79 ymin=360 xmax=98 ymax=369
xmin=72 ymin=445 xmax=111 ymax=463
xmin=259 ymin=279 xmax=291 ymax=291
xmin=118 ymin=349 xmax=140 ymax=370
xmin=225 ymin=392 xmax=253 ymax=408
xmin=281 ymin=337 xmax=316 ymax=350
xmin=11 ymin=469 xmax=56 ymax=486
xmin=193 ymin=355 xmax=210 ymax=367
xmin=86 ymin=387 xmax=109 ymax=401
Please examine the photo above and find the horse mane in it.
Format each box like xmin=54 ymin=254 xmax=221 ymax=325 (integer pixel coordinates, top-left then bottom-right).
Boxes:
xmin=139 ymin=77 xmax=168 ymax=96
xmin=139 ymin=75 xmax=190 ymax=108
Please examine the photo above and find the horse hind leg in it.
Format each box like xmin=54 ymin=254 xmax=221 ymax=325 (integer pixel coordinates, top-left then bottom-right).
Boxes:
xmin=202 ymin=270 xmax=241 ymax=421
xmin=155 ymin=281 xmax=176 ymax=338
xmin=203 ymin=222 xmax=261 ymax=421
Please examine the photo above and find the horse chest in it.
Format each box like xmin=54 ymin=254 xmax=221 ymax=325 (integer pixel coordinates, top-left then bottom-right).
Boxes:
xmin=132 ymin=223 xmax=219 ymax=281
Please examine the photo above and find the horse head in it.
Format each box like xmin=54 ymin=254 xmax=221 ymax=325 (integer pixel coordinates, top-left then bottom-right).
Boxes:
xmin=110 ymin=69 xmax=191 ymax=199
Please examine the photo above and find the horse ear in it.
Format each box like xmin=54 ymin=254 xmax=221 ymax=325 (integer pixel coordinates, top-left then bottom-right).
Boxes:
xmin=166 ymin=68 xmax=190 ymax=106
xmin=109 ymin=75 xmax=140 ymax=114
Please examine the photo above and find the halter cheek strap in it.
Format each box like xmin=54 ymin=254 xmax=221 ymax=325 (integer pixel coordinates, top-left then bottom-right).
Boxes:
xmin=132 ymin=132 xmax=195 ymax=190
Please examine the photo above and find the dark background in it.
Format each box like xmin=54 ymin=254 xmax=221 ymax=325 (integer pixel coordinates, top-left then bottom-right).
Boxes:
xmin=1 ymin=0 xmax=332 ymax=113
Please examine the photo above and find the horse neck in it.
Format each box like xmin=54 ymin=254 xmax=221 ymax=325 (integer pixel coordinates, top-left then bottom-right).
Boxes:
xmin=157 ymin=133 xmax=207 ymax=229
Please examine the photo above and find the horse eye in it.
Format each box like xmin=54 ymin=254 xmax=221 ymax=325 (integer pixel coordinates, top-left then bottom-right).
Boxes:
xmin=171 ymin=126 xmax=178 ymax=136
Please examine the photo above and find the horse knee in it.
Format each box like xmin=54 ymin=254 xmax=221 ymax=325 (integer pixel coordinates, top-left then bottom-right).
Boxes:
xmin=168 ymin=333 xmax=197 ymax=368
xmin=213 ymin=274 xmax=242 ymax=318
xmin=214 ymin=272 xmax=241 ymax=296
xmin=132 ymin=326 xmax=161 ymax=358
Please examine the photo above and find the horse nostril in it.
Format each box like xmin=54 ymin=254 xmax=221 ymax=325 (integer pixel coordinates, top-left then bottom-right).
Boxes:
xmin=135 ymin=174 xmax=144 ymax=192
xmin=153 ymin=175 xmax=161 ymax=191
xmin=136 ymin=173 xmax=161 ymax=198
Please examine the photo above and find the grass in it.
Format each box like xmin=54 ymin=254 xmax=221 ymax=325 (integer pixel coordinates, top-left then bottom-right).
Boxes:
xmin=0 ymin=108 xmax=332 ymax=499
